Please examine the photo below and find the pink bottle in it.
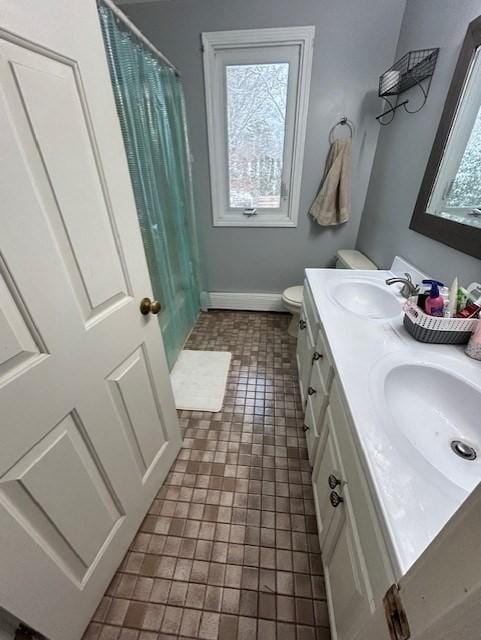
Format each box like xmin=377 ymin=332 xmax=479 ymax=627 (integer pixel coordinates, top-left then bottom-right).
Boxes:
xmin=466 ymin=319 xmax=481 ymax=361
xmin=422 ymin=280 xmax=445 ymax=317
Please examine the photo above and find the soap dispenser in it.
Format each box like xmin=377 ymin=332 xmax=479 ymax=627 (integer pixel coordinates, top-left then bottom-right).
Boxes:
xmin=422 ymin=280 xmax=445 ymax=317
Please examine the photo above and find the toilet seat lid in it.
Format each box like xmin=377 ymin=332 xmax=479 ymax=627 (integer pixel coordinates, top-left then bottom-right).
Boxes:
xmin=283 ymin=285 xmax=303 ymax=305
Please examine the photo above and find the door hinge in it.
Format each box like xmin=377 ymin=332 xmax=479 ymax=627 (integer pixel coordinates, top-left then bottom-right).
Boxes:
xmin=384 ymin=583 xmax=410 ymax=640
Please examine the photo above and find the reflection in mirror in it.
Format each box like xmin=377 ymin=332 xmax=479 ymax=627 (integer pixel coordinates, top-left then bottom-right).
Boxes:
xmin=428 ymin=48 xmax=481 ymax=230
xmin=410 ymin=15 xmax=481 ymax=260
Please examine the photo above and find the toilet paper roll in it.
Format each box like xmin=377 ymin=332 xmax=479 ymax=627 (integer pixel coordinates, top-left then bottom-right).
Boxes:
xmin=381 ymin=70 xmax=401 ymax=94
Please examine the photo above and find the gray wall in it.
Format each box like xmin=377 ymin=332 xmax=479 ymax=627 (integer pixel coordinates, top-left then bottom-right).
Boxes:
xmin=357 ymin=0 xmax=481 ymax=285
xmin=123 ymin=0 xmax=406 ymax=293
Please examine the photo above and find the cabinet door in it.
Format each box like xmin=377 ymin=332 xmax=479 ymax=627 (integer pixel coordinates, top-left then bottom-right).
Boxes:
xmin=323 ymin=483 xmax=374 ymax=640
xmin=312 ymin=413 xmax=342 ymax=545
xmin=296 ymin=306 xmax=314 ymax=404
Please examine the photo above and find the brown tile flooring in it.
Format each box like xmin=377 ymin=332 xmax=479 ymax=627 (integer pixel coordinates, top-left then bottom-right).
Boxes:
xmin=84 ymin=311 xmax=330 ymax=640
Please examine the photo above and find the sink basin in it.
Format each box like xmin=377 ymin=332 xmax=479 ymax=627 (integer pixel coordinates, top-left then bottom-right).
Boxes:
xmin=330 ymin=280 xmax=402 ymax=319
xmin=376 ymin=361 xmax=481 ymax=492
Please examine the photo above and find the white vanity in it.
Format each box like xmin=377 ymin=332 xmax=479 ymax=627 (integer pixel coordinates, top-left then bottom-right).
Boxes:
xmin=297 ymin=260 xmax=481 ymax=640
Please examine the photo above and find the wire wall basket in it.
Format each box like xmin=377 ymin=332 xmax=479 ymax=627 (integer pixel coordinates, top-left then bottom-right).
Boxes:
xmin=377 ymin=48 xmax=439 ymax=124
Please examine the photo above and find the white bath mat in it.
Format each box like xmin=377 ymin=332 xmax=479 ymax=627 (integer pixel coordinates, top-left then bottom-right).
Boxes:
xmin=170 ymin=350 xmax=232 ymax=412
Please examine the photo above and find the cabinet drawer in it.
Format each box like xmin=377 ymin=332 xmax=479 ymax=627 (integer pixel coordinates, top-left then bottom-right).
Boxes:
xmin=312 ymin=327 xmax=334 ymax=393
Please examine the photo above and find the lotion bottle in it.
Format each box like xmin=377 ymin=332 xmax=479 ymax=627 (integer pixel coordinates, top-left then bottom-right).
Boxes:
xmin=422 ymin=280 xmax=445 ymax=317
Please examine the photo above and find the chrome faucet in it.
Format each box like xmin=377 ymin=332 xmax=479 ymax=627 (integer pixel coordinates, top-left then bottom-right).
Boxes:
xmin=385 ymin=272 xmax=420 ymax=299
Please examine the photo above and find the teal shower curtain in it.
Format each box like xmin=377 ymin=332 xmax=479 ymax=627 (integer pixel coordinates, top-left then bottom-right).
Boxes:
xmin=99 ymin=4 xmax=201 ymax=369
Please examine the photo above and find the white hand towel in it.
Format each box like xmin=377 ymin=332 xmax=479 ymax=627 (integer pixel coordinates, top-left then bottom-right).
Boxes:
xmin=309 ymin=138 xmax=351 ymax=226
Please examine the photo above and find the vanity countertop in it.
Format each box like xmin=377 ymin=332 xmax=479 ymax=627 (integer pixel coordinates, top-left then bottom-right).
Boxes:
xmin=305 ymin=266 xmax=481 ymax=577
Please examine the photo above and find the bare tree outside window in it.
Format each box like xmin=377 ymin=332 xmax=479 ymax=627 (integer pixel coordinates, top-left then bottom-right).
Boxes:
xmin=226 ymin=62 xmax=289 ymax=208
xmin=446 ymin=107 xmax=481 ymax=209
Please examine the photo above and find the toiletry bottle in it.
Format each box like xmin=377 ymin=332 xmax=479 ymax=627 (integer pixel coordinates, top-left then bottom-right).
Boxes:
xmin=447 ymin=277 xmax=458 ymax=318
xmin=441 ymin=286 xmax=450 ymax=317
xmin=466 ymin=320 xmax=481 ymax=361
xmin=422 ymin=280 xmax=445 ymax=317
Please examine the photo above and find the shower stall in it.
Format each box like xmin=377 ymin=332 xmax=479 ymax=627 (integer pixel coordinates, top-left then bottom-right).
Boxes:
xmin=99 ymin=1 xmax=201 ymax=369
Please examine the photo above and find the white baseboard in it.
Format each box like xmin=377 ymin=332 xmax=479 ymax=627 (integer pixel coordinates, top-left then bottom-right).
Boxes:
xmin=205 ymin=291 xmax=285 ymax=312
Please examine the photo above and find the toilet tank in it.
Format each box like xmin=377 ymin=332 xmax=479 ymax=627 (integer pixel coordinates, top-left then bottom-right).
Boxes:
xmin=335 ymin=249 xmax=377 ymax=270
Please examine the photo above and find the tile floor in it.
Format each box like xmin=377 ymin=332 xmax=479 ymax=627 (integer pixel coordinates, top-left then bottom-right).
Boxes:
xmin=84 ymin=311 xmax=330 ymax=640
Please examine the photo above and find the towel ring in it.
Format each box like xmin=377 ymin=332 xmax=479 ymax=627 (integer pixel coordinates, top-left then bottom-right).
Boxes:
xmin=329 ymin=117 xmax=354 ymax=143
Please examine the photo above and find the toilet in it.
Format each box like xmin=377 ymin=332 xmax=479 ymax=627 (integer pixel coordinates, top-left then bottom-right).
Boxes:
xmin=282 ymin=249 xmax=377 ymax=337
xmin=282 ymin=285 xmax=305 ymax=337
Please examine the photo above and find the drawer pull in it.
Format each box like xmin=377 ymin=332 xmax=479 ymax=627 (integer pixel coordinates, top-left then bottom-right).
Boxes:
xmin=302 ymin=425 xmax=310 ymax=432
xmin=299 ymin=319 xmax=307 ymax=330
xmin=330 ymin=491 xmax=344 ymax=508
xmin=328 ymin=474 xmax=341 ymax=489
xmin=312 ymin=351 xmax=323 ymax=362
xmin=307 ymin=386 xmax=317 ymax=396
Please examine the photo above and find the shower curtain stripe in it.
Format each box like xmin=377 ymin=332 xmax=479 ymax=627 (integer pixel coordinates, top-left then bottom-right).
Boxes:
xmin=98 ymin=2 xmax=201 ymax=369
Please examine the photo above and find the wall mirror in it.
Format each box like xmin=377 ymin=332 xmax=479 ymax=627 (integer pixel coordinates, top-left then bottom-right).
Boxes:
xmin=410 ymin=15 xmax=481 ymax=259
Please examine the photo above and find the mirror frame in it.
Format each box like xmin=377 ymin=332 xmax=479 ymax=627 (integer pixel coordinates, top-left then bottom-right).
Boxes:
xmin=410 ymin=15 xmax=481 ymax=260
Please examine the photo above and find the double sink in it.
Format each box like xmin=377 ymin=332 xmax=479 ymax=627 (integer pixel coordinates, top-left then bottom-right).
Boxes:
xmin=331 ymin=277 xmax=481 ymax=493
xmin=307 ymin=267 xmax=481 ymax=572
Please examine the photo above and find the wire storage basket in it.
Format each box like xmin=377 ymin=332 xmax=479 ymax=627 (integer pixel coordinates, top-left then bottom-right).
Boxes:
xmin=403 ymin=298 xmax=477 ymax=344
xmin=379 ymin=48 xmax=439 ymax=97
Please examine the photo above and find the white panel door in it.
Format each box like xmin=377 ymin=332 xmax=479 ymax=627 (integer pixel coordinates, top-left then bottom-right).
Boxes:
xmin=0 ymin=2 xmax=182 ymax=639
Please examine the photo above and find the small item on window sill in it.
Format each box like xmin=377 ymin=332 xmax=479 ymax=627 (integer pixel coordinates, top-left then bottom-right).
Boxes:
xmin=465 ymin=320 xmax=481 ymax=360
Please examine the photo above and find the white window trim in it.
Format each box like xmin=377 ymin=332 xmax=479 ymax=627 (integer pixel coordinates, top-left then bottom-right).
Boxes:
xmin=202 ymin=26 xmax=315 ymax=227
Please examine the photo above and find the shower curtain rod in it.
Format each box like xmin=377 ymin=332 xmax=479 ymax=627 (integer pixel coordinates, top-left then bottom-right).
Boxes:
xmin=99 ymin=0 xmax=181 ymax=76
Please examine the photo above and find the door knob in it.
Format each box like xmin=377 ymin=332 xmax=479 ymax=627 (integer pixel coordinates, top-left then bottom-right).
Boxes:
xmin=302 ymin=425 xmax=310 ymax=432
xmin=312 ymin=351 xmax=323 ymax=362
xmin=299 ymin=319 xmax=307 ymax=330
xmin=140 ymin=297 xmax=161 ymax=315
xmin=307 ymin=386 xmax=317 ymax=396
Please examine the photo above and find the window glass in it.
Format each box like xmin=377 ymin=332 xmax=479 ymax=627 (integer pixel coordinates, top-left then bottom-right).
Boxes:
xmin=445 ymin=106 xmax=481 ymax=209
xmin=226 ymin=63 xmax=289 ymax=209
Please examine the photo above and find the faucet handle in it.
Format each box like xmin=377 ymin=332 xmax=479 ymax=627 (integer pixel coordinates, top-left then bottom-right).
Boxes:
xmin=404 ymin=272 xmax=420 ymax=296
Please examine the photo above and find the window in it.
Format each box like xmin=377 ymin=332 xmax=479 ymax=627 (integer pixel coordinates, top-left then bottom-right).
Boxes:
xmin=427 ymin=47 xmax=481 ymax=228
xmin=202 ymin=27 xmax=315 ymax=227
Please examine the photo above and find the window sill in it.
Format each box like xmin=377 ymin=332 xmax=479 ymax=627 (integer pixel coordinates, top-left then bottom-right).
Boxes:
xmin=213 ymin=214 xmax=297 ymax=228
